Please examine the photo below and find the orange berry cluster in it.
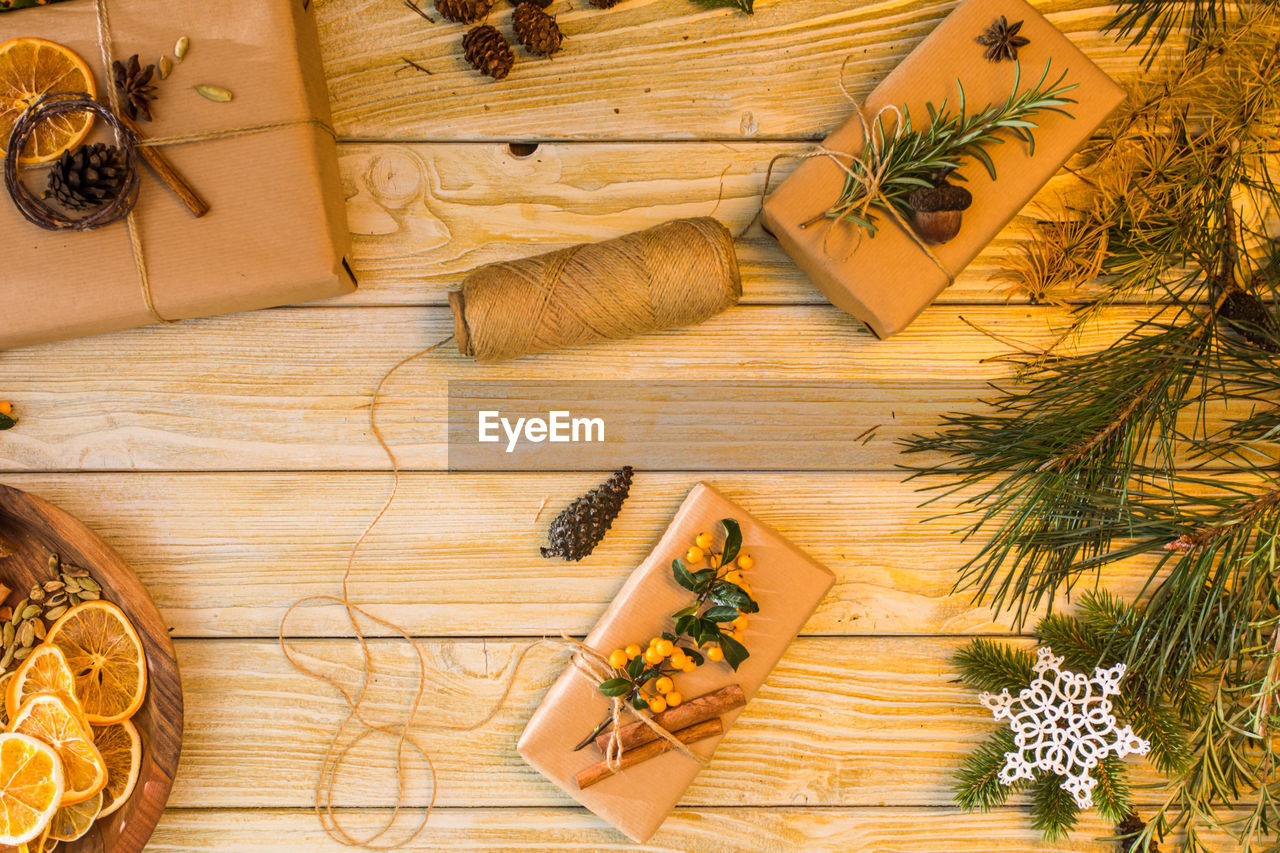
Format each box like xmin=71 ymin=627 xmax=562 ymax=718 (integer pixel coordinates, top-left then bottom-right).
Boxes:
xmin=685 ymin=531 xmax=755 ymax=650
xmin=607 ymin=635 xmax=698 ymax=713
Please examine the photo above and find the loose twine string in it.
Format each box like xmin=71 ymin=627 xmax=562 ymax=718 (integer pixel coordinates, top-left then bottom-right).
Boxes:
xmin=84 ymin=0 xmax=338 ymax=325
xmin=278 ymin=336 xmax=703 ymax=849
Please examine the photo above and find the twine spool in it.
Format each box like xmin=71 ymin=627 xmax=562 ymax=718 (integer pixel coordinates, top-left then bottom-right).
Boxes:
xmin=449 ymin=217 xmax=742 ymax=362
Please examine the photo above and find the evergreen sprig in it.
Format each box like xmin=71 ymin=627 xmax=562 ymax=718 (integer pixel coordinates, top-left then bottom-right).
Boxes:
xmin=817 ymin=61 xmax=1077 ymax=235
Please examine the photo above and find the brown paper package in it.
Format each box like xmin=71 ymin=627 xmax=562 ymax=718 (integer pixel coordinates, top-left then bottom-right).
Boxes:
xmin=517 ymin=483 xmax=835 ymax=842
xmin=761 ymin=0 xmax=1125 ymax=338
xmin=0 ymin=0 xmax=353 ymax=350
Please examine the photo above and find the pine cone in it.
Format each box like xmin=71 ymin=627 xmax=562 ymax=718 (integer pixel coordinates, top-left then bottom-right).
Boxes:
xmin=1116 ymin=814 xmax=1161 ymax=853
xmin=513 ymin=2 xmax=563 ymax=57
xmin=541 ymin=467 xmax=634 ymax=561
xmin=1219 ymin=289 xmax=1280 ymax=352
xmin=462 ymin=24 xmax=515 ymax=79
xmin=112 ymin=54 xmax=156 ymax=122
xmin=435 ymin=0 xmax=492 ymax=23
xmin=515 ymin=0 xmax=553 ymax=7
xmin=43 ymin=144 xmax=128 ymax=210
xmin=590 ymin=0 xmax=621 ymax=7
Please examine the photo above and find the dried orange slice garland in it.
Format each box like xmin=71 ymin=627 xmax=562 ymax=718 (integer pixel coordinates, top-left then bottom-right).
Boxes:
xmin=0 ymin=38 xmax=96 ymax=163
xmin=0 ymin=589 xmax=148 ymax=849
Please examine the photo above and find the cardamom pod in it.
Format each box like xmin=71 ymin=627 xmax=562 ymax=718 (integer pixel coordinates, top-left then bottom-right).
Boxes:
xmin=44 ymin=605 xmax=66 ymax=621
xmin=175 ymin=36 xmax=190 ymax=60
xmin=14 ymin=646 xmax=32 ymax=661
xmin=78 ymin=577 xmax=101 ymax=593
xmin=18 ymin=622 xmax=34 ymax=648
xmin=47 ymin=593 xmax=66 ymax=607
xmin=0 ymin=648 xmax=13 ymax=671
xmin=28 ymin=587 xmax=44 ymax=603
xmin=47 ymin=554 xmax=59 ymax=572
xmin=42 ymin=581 xmax=63 ymax=593
xmin=195 ymin=84 xmax=233 ymax=103
xmin=63 ymin=567 xmax=89 ymax=579
xmin=62 ymin=580 xmax=81 ymax=594
xmin=3 ymin=623 xmax=14 ymax=648
xmin=159 ymin=55 xmax=173 ymax=79
xmin=78 ymin=589 xmax=100 ymax=601
xmin=20 ymin=605 xmax=40 ymax=621
xmin=10 ymin=600 xmax=28 ymax=625
xmin=32 ymin=620 xmax=45 ymax=642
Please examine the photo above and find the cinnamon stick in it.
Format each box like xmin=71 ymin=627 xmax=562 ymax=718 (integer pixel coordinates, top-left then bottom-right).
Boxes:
xmin=119 ymin=115 xmax=210 ymax=218
xmin=594 ymin=684 xmax=745 ymax=755
xmin=575 ymin=717 xmax=723 ymax=790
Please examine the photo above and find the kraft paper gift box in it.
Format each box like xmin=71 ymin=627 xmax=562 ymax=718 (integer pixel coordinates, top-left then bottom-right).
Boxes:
xmin=0 ymin=0 xmax=353 ymax=350
xmin=517 ymin=483 xmax=835 ymax=842
xmin=761 ymin=0 xmax=1125 ymax=338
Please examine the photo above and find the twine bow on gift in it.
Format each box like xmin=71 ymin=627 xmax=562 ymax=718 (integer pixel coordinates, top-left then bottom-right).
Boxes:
xmin=2 ymin=0 xmax=340 ymax=327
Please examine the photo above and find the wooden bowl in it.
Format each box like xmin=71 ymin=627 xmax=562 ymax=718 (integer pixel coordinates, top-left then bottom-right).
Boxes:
xmin=0 ymin=483 xmax=181 ymax=853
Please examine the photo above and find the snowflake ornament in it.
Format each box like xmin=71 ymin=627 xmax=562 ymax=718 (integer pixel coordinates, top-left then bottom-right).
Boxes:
xmin=979 ymin=647 xmax=1149 ymax=809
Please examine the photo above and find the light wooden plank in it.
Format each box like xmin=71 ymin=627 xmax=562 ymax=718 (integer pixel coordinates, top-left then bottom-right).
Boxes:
xmin=0 ymin=304 xmax=1148 ymax=472
xmin=0 ymin=472 xmax=1165 ymax=639
xmin=167 ymin=636 xmax=1168 ymax=809
xmin=336 ymin=141 xmax=1096 ymax=307
xmin=150 ymin=806 xmax=1213 ymax=852
xmin=317 ymin=0 xmax=1142 ymax=140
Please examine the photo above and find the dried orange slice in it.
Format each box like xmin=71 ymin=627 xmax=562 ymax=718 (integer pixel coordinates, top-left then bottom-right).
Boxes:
xmin=91 ymin=720 xmax=139 ymax=819
xmin=8 ymin=696 xmax=106 ymax=806
xmin=44 ymin=602 xmax=147 ymax=726
xmin=6 ymin=646 xmax=82 ymax=728
xmin=0 ymin=38 xmax=96 ymax=164
xmin=0 ymin=732 xmax=63 ymax=845
xmin=46 ymin=790 xmax=98 ymax=842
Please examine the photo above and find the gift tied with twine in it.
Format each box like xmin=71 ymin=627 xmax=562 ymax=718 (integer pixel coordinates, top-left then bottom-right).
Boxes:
xmin=274 ymin=59 xmax=943 ymax=851
xmin=2 ymin=0 xmax=337 ymax=325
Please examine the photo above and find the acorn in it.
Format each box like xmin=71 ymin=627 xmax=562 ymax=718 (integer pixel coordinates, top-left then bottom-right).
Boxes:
xmin=908 ymin=171 xmax=973 ymax=245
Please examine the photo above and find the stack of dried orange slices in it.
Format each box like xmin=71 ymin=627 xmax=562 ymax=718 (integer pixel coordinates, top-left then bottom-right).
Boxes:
xmin=0 ymin=601 xmax=147 ymax=852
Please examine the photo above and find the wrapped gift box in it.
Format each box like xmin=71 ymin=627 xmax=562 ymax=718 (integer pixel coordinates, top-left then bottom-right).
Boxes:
xmin=761 ymin=0 xmax=1125 ymax=338
xmin=517 ymin=483 xmax=834 ymax=842
xmin=0 ymin=0 xmax=353 ymax=350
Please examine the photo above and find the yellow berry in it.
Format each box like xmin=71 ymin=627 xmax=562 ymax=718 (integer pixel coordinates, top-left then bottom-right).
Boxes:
xmin=608 ymin=649 xmax=628 ymax=669
xmin=625 ymin=643 xmax=642 ymax=659
xmin=707 ymin=645 xmax=724 ymax=662
xmin=644 ymin=647 xmax=664 ymax=665
xmin=681 ymin=659 xmax=698 ymax=672
xmin=686 ymin=546 xmax=704 ymax=563
xmin=649 ymin=636 xmax=662 ymax=647
xmin=737 ymin=553 xmax=754 ymax=570
xmin=654 ymin=676 xmax=674 ymax=694
xmin=724 ymin=570 xmax=744 ymax=585
xmin=665 ymin=691 xmax=683 ymax=708
xmin=731 ymin=615 xmax=748 ymax=632
xmin=695 ymin=532 xmax=713 ymax=549
xmin=0 ymin=401 xmax=10 ymax=416
xmin=648 ymin=697 xmax=668 ymax=714
xmin=654 ymin=639 xmax=674 ymax=657
xmin=669 ymin=651 xmax=688 ymax=667
xmin=723 ymin=629 xmax=740 ymax=642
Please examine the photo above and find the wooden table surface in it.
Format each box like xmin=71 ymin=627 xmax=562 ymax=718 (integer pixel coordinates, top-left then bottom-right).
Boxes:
xmin=0 ymin=0 xmax=1205 ymax=850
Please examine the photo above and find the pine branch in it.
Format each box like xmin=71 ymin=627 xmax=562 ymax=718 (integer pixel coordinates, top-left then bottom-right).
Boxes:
xmin=953 ymin=638 xmax=1035 ymax=692
xmin=1092 ymin=755 xmax=1135 ymax=825
xmin=954 ymin=727 xmax=1022 ymax=811
xmin=1030 ymin=772 xmax=1080 ymax=841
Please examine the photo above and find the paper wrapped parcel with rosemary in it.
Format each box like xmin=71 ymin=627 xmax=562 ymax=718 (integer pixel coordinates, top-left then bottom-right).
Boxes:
xmin=0 ymin=0 xmax=353 ymax=350
xmin=517 ymin=482 xmax=834 ymax=843
xmin=761 ymin=0 xmax=1124 ymax=338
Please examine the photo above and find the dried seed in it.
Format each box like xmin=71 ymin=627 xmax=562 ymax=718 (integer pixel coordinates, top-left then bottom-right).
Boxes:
xmin=159 ymin=55 xmax=173 ymax=79
xmin=175 ymin=36 xmax=190 ymax=60
xmin=62 ymin=567 xmax=89 ymax=579
xmin=78 ymin=577 xmax=101 ymax=593
xmin=42 ymin=581 xmax=63 ymax=593
xmin=47 ymin=554 xmax=59 ymax=572
xmin=28 ymin=588 xmax=43 ymax=603
xmin=20 ymin=605 xmax=40 ymax=621
xmin=195 ymin=84 xmax=232 ymax=103
xmin=32 ymin=620 xmax=45 ymax=641
xmin=44 ymin=605 xmax=66 ymax=621
xmin=77 ymin=589 xmax=100 ymax=601
xmin=62 ymin=580 xmax=81 ymax=594
xmin=10 ymin=600 xmax=27 ymax=625
xmin=14 ymin=646 xmax=32 ymax=661
xmin=0 ymin=648 xmax=13 ymax=671
xmin=47 ymin=593 xmax=66 ymax=607
xmin=18 ymin=622 xmax=33 ymax=648
xmin=3 ymin=623 xmax=14 ymax=648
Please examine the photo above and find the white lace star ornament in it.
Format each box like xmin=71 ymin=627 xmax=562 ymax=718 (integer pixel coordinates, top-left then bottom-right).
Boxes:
xmin=979 ymin=647 xmax=1149 ymax=809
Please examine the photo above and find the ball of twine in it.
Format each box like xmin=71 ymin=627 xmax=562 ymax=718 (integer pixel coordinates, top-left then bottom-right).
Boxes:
xmin=449 ymin=217 xmax=742 ymax=362
xmin=3 ymin=92 xmax=141 ymax=232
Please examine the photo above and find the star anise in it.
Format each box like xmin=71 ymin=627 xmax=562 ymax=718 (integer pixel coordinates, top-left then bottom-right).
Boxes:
xmin=112 ymin=54 xmax=157 ymax=121
xmin=975 ymin=16 xmax=1029 ymax=63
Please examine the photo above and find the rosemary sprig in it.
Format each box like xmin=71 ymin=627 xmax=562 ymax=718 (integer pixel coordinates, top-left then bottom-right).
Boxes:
xmin=816 ymin=60 xmax=1077 ymax=236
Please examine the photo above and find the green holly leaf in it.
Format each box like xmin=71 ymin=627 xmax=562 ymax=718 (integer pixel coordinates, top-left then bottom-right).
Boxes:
xmin=696 ymin=618 xmax=723 ymax=646
xmin=681 ymin=647 xmax=705 ymax=666
xmin=599 ymin=677 xmax=632 ymax=697
xmin=626 ymin=655 xmax=644 ymax=678
xmin=719 ymin=633 xmax=750 ymax=670
xmin=692 ymin=568 xmax=717 ymax=590
xmin=719 ymin=518 xmax=742 ymax=565
xmin=691 ymin=0 xmax=753 ymax=12
xmin=632 ymin=695 xmax=648 ymax=710
xmin=673 ymin=559 xmax=697 ymax=591
xmin=674 ymin=613 xmax=697 ymax=636
xmin=672 ymin=604 xmax=699 ymax=619
xmin=704 ymin=605 xmax=739 ymax=622
xmin=0 ymin=413 xmax=14 ymax=431
xmin=712 ymin=581 xmax=757 ymax=613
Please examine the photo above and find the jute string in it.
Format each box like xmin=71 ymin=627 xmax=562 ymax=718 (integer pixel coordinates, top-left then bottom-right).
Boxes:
xmin=278 ymin=336 xmax=701 ymax=849
xmin=453 ymin=217 xmax=741 ymax=362
xmin=88 ymin=0 xmax=337 ymax=325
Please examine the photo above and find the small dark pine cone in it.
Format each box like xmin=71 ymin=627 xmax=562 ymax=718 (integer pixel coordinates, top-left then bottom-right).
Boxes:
xmin=462 ymin=24 xmax=515 ymax=79
xmin=112 ymin=54 xmax=156 ymax=122
xmin=435 ymin=0 xmax=492 ymax=23
xmin=43 ymin=143 xmax=129 ymax=211
xmin=590 ymin=0 xmax=621 ymax=7
xmin=1219 ymin=288 xmax=1280 ymax=352
xmin=908 ymin=177 xmax=972 ymax=245
xmin=516 ymin=0 xmax=553 ymax=7
xmin=541 ymin=466 xmax=634 ymax=561
xmin=513 ymin=2 xmax=563 ymax=57
xmin=1116 ymin=813 xmax=1161 ymax=853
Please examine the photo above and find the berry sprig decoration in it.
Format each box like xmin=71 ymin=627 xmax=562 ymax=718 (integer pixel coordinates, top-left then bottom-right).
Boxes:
xmin=575 ymin=518 xmax=759 ymax=749
xmin=0 ymin=401 xmax=13 ymax=431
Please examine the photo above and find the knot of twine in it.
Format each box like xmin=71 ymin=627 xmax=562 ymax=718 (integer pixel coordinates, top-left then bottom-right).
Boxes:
xmin=455 ymin=217 xmax=741 ymax=362
xmin=563 ymin=635 xmax=708 ymax=771
xmin=4 ymin=0 xmax=341 ymax=326
xmin=753 ymin=56 xmax=954 ymax=280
